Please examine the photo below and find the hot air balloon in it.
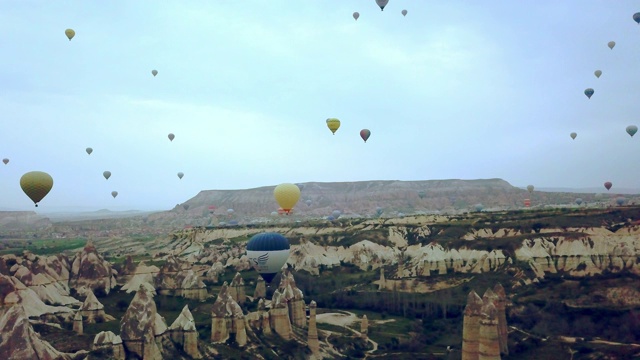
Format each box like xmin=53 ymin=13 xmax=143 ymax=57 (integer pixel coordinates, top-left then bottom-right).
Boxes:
xmin=326 ymin=118 xmax=340 ymax=135
xmin=475 ymin=204 xmax=484 ymax=212
xmin=20 ymin=171 xmax=53 ymax=207
xmin=274 ymin=183 xmax=301 ymax=214
xmin=152 ymin=70 xmax=158 ymax=77
xmin=271 ymin=211 xmax=279 ymax=217
xmin=246 ymin=232 xmax=291 ymax=283
xmin=103 ymin=171 xmax=111 ymax=180
xmin=277 ymin=208 xmax=285 ymax=215
xmin=575 ymin=198 xmax=583 ymax=205
xmin=402 ymin=9 xmax=407 ymax=16
xmin=376 ymin=206 xmax=383 ymax=217
xmin=65 ymin=29 xmax=75 ymax=41
xmin=604 ymin=182 xmax=612 ymax=191
xmin=86 ymin=147 xmax=93 ymax=155
xmin=376 ymin=0 xmax=389 ymax=11
xmin=168 ymin=133 xmax=175 ymax=141
xmin=327 ymin=216 xmax=335 ymax=221
xmin=177 ymin=172 xmax=184 ymax=179
xmin=594 ymin=70 xmax=602 ymax=78
xmin=2 ymin=158 xmax=8 ymax=165
xmin=608 ymin=41 xmax=616 ymax=49
xmin=296 ymin=183 xmax=305 ymax=191
xmin=584 ymin=88 xmax=594 ymax=99
xmin=616 ymin=197 xmax=625 ymax=206
xmin=227 ymin=209 xmax=234 ymax=214
xmin=570 ymin=132 xmax=577 ymax=140
xmin=527 ymin=185 xmax=534 ymax=193
xmin=332 ymin=210 xmax=341 ymax=218
xmin=418 ymin=191 xmax=426 ymax=199
xmin=626 ymin=125 xmax=638 ymax=137
xmin=111 ymin=191 xmax=118 ymax=198
xmin=353 ymin=12 xmax=359 ymax=20
xmin=305 ymin=199 xmax=312 ymax=206
xmin=634 ymin=12 xmax=640 ymax=24
xmin=183 ymin=204 xmax=190 ymax=210
xmin=360 ymin=129 xmax=371 ymax=143
xmin=524 ymin=199 xmax=531 ymax=207
xmin=209 ymin=205 xmax=216 ymax=214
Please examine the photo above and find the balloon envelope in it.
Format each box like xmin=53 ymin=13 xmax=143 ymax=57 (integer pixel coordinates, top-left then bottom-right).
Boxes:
xmin=360 ymin=129 xmax=371 ymax=142
xmin=246 ymin=232 xmax=290 ymax=283
xmin=326 ymin=118 xmax=341 ymax=134
xmin=475 ymin=204 xmax=484 ymax=212
xmin=616 ymin=197 xmax=625 ymax=206
xmin=177 ymin=172 xmax=184 ymax=179
xmin=575 ymin=198 xmax=583 ymax=205
xmin=65 ymin=29 xmax=75 ymax=40
xmin=111 ymin=191 xmax=118 ymax=198
xmin=183 ymin=204 xmax=189 ymax=210
xmin=103 ymin=171 xmax=111 ymax=180
xmin=2 ymin=158 xmax=8 ymax=165
xmin=86 ymin=147 xmax=93 ymax=155
xmin=594 ymin=70 xmax=602 ymax=78
xmin=274 ymin=183 xmax=301 ymax=214
xmin=305 ymin=199 xmax=312 ymax=206
xmin=604 ymin=182 xmax=612 ymax=191
xmin=353 ymin=12 xmax=359 ymax=20
xmin=20 ymin=171 xmax=53 ymax=207
xmin=608 ymin=41 xmax=616 ymax=49
xmin=332 ymin=210 xmax=341 ymax=218
xmin=152 ymin=70 xmax=158 ymax=76
xmin=570 ymin=132 xmax=577 ymax=140
xmin=626 ymin=125 xmax=638 ymax=137
xmin=376 ymin=0 xmax=389 ymax=11
xmin=634 ymin=12 xmax=640 ymax=24
xmin=527 ymin=185 xmax=534 ymax=193
xmin=584 ymin=88 xmax=594 ymax=99
xmin=402 ymin=9 xmax=407 ymax=16
xmin=168 ymin=133 xmax=175 ymax=141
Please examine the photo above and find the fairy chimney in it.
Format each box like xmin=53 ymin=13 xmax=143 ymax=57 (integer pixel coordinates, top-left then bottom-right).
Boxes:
xmin=210 ymin=282 xmax=247 ymax=347
xmin=361 ymin=315 xmax=369 ymax=339
xmin=168 ymin=305 xmax=201 ymax=359
xmin=479 ymin=294 xmax=501 ymax=360
xmin=308 ymin=300 xmax=319 ymax=354
xmin=229 ymin=272 xmax=246 ymax=304
xmin=73 ymin=311 xmax=83 ymax=334
xmin=462 ymin=291 xmax=483 ymax=360
xmin=378 ymin=268 xmax=386 ymax=290
xmin=492 ymin=283 xmax=508 ymax=356
xmin=269 ymin=288 xmax=293 ymax=340
xmin=254 ymin=276 xmax=266 ymax=299
xmin=92 ymin=331 xmax=125 ymax=360
xmin=275 ymin=268 xmax=306 ymax=328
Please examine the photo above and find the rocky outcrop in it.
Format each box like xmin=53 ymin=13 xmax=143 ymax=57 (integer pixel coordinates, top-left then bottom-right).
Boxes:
xmin=479 ymin=290 xmax=501 ymax=360
xmin=73 ymin=311 xmax=83 ymax=334
xmin=493 ymin=284 xmax=508 ymax=356
xmin=205 ymin=261 xmax=225 ymax=283
xmin=120 ymin=261 xmax=159 ymax=295
xmin=254 ymin=276 xmax=266 ymax=299
xmin=11 ymin=264 xmax=79 ymax=306
xmin=70 ymin=241 xmax=117 ymax=296
xmin=210 ymin=282 xmax=247 ymax=346
xmin=156 ymin=256 xmax=207 ymax=300
xmin=0 ymin=304 xmax=73 ymax=359
xmin=247 ymin=298 xmax=272 ymax=335
xmin=361 ymin=315 xmax=368 ymax=339
xmin=308 ymin=300 xmax=319 ymax=355
xmin=0 ymin=274 xmax=72 ymax=319
xmin=229 ymin=272 xmax=245 ymax=304
xmin=462 ymin=286 xmax=505 ymax=360
xmin=168 ymin=305 xmax=201 ymax=359
xmin=80 ymin=289 xmax=114 ymax=323
xmin=462 ymin=291 xmax=483 ymax=360
xmin=92 ymin=331 xmax=125 ymax=360
xmin=120 ymin=285 xmax=164 ymax=360
xmin=272 ymin=268 xmax=306 ymax=328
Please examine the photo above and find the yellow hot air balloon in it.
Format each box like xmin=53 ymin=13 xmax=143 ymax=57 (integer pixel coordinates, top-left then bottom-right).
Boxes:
xmin=326 ymin=118 xmax=340 ymax=135
xmin=20 ymin=171 xmax=53 ymax=207
xmin=274 ymin=183 xmax=301 ymax=214
xmin=65 ymin=29 xmax=75 ymax=41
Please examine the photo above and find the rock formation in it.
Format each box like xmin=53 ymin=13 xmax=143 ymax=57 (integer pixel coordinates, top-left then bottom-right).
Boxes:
xmin=168 ymin=305 xmax=201 ymax=359
xmin=462 ymin=291 xmax=483 ymax=360
xmin=253 ymin=275 xmax=266 ymax=299
xmin=272 ymin=268 xmax=306 ymax=328
xmin=378 ymin=268 xmax=386 ymax=290
xmin=205 ymin=261 xmax=225 ymax=283
xmin=308 ymin=300 xmax=319 ymax=355
xmin=361 ymin=315 xmax=369 ymax=339
xmin=210 ymin=282 xmax=247 ymax=346
xmin=462 ymin=286 xmax=506 ymax=360
xmin=0 ymin=303 xmax=73 ymax=359
xmin=73 ymin=311 xmax=83 ymax=334
xmin=156 ymin=256 xmax=207 ymax=300
xmin=247 ymin=298 xmax=272 ymax=335
xmin=120 ymin=284 xmax=164 ymax=360
xmin=70 ymin=241 xmax=117 ymax=296
xmin=80 ymin=288 xmax=114 ymax=323
xmin=11 ymin=264 xmax=79 ymax=306
xmin=120 ymin=261 xmax=159 ymax=295
xmin=0 ymin=274 xmax=72 ymax=319
xmin=229 ymin=272 xmax=246 ymax=304
xmin=92 ymin=331 xmax=125 ymax=360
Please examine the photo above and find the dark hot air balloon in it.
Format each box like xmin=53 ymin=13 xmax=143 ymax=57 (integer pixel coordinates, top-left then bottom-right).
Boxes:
xmin=246 ymin=232 xmax=291 ymax=283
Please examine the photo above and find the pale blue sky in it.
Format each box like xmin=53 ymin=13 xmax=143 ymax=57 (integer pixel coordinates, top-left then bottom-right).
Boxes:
xmin=1 ymin=1 xmax=640 ymax=211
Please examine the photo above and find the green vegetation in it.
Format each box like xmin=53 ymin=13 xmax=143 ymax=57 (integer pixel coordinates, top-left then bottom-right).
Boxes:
xmin=0 ymin=237 xmax=86 ymax=256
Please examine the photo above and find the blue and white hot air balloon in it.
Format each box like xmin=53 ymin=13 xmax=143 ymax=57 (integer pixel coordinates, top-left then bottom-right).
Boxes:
xmin=246 ymin=232 xmax=290 ymax=283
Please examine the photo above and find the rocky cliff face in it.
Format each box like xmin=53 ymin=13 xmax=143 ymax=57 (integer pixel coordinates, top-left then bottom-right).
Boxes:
xmin=120 ymin=285 xmax=166 ymax=360
xmin=70 ymin=241 xmax=117 ymax=296
xmin=0 ymin=274 xmax=72 ymax=319
xmin=0 ymin=304 xmax=72 ymax=360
